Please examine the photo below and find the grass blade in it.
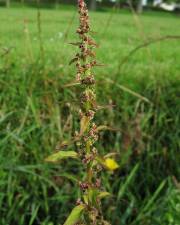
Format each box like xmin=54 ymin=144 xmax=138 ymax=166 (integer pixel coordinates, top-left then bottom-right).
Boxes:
xmin=117 ymin=163 xmax=139 ymax=201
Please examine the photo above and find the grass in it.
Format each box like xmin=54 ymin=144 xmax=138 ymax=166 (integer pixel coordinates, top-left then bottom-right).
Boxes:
xmin=0 ymin=5 xmax=180 ymax=225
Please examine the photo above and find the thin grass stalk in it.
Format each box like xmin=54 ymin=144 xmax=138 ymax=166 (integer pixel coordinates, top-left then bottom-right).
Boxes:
xmin=37 ymin=0 xmax=45 ymax=60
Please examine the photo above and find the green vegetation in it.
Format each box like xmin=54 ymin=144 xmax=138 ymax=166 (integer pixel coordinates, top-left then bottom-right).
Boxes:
xmin=0 ymin=5 xmax=180 ymax=225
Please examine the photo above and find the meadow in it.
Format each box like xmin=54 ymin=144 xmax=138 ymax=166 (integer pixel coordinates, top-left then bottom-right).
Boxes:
xmin=0 ymin=5 xmax=180 ymax=225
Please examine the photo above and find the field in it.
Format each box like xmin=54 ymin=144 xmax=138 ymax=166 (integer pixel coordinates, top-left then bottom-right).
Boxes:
xmin=0 ymin=5 xmax=180 ymax=225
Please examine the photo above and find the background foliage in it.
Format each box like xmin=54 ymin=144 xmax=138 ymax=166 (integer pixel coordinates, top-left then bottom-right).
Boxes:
xmin=0 ymin=2 xmax=180 ymax=225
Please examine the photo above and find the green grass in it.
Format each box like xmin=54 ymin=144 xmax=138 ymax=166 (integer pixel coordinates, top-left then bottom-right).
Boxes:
xmin=0 ymin=5 xmax=180 ymax=225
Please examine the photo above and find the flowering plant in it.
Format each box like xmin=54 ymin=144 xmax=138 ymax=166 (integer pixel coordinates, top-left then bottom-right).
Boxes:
xmin=46 ymin=1 xmax=119 ymax=224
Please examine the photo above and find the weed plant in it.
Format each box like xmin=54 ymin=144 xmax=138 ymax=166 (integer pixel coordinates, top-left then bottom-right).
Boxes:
xmin=0 ymin=4 xmax=179 ymax=225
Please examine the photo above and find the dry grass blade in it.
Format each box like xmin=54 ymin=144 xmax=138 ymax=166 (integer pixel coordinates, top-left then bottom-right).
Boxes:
xmin=106 ymin=78 xmax=151 ymax=104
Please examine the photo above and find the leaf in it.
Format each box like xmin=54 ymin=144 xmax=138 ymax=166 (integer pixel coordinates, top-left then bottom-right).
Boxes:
xmin=55 ymin=140 xmax=70 ymax=150
xmin=96 ymin=125 xmax=119 ymax=132
xmin=117 ymin=163 xmax=139 ymax=201
xmin=83 ymin=194 xmax=88 ymax=204
xmin=98 ymin=191 xmax=111 ymax=199
xmin=63 ymin=81 xmax=80 ymax=88
xmin=69 ymin=57 xmax=78 ymax=65
xmin=96 ymin=104 xmax=116 ymax=110
xmin=104 ymin=158 xmax=119 ymax=171
xmin=96 ymin=156 xmax=119 ymax=171
xmin=135 ymin=179 xmax=166 ymax=222
xmin=96 ymin=125 xmax=109 ymax=131
xmin=69 ymin=42 xmax=81 ymax=46
xmin=29 ymin=204 xmax=40 ymax=225
xmin=104 ymin=153 xmax=119 ymax=158
xmin=63 ymin=205 xmax=85 ymax=225
xmin=88 ymin=188 xmax=99 ymax=207
xmin=45 ymin=151 xmax=78 ymax=163
xmin=141 ymin=180 xmax=166 ymax=213
xmin=80 ymin=116 xmax=90 ymax=135
xmin=105 ymin=78 xmax=151 ymax=104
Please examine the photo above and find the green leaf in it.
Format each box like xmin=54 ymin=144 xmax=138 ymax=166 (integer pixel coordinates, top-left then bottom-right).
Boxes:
xmin=98 ymin=191 xmax=111 ymax=199
xmin=80 ymin=116 xmax=90 ymax=135
xmin=45 ymin=151 xmax=78 ymax=163
xmin=83 ymin=194 xmax=88 ymax=204
xmin=96 ymin=125 xmax=119 ymax=132
xmin=88 ymin=188 xmax=99 ymax=207
xmin=63 ymin=205 xmax=85 ymax=225
xmin=117 ymin=163 xmax=139 ymax=201
xmin=135 ymin=179 xmax=166 ymax=222
xmin=96 ymin=125 xmax=109 ymax=131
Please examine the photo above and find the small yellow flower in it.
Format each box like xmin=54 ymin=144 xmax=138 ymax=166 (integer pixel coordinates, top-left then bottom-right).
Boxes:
xmin=105 ymin=158 xmax=119 ymax=171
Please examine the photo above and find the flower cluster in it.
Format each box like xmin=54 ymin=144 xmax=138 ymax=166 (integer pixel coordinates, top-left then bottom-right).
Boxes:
xmin=76 ymin=0 xmax=97 ymax=83
xmin=74 ymin=0 xmax=98 ymax=158
xmin=68 ymin=1 xmax=111 ymax=224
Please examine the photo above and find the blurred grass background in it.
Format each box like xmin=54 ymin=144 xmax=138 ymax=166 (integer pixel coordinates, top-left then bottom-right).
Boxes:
xmin=0 ymin=3 xmax=180 ymax=225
